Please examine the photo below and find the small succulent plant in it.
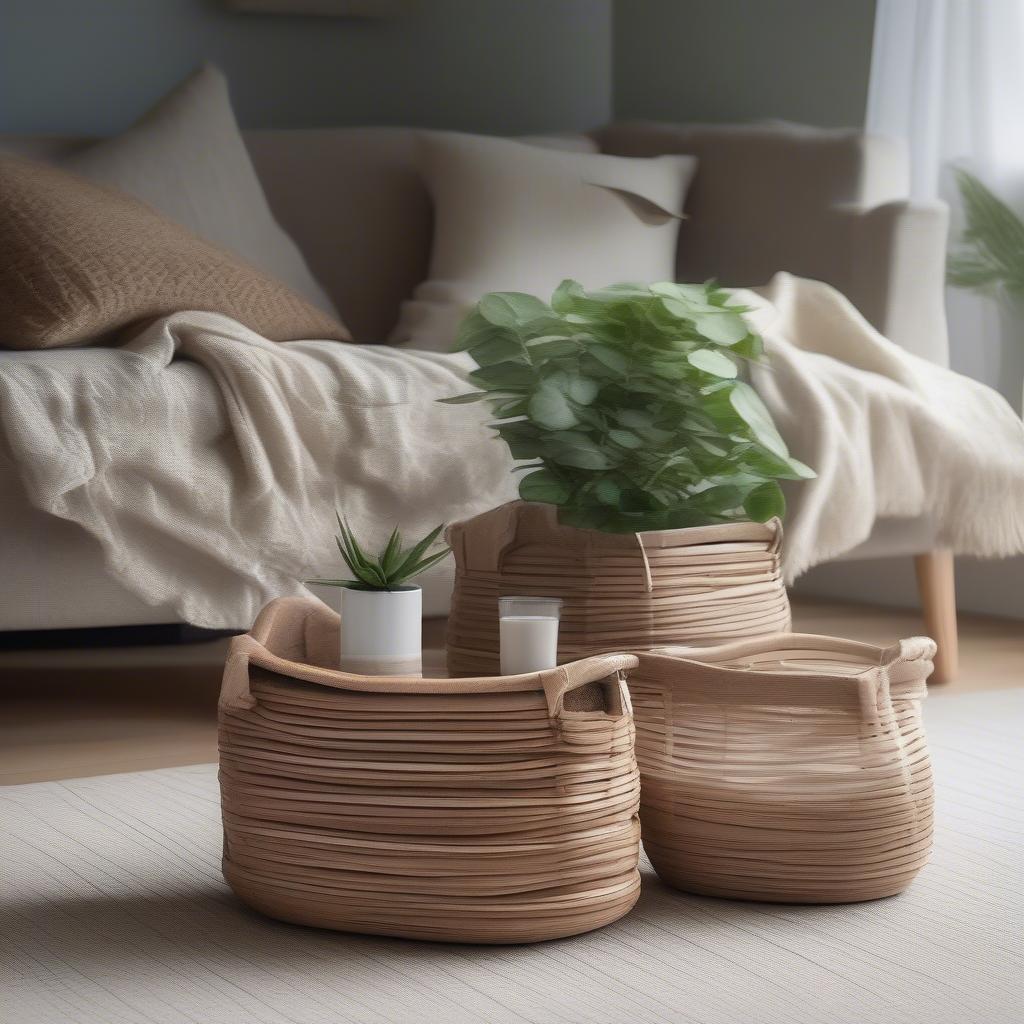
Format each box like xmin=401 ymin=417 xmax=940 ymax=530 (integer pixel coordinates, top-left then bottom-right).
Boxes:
xmin=309 ymin=513 xmax=450 ymax=591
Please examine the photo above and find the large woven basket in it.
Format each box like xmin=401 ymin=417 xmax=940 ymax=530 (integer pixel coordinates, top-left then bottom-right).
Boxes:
xmin=629 ymin=633 xmax=935 ymax=904
xmin=446 ymin=501 xmax=790 ymax=676
xmin=218 ymin=597 xmax=641 ymax=944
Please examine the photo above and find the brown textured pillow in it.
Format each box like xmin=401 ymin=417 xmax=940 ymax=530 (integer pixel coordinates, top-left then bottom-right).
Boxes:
xmin=0 ymin=155 xmax=350 ymax=350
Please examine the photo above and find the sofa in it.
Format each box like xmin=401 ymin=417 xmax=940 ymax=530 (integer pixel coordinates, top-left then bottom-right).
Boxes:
xmin=0 ymin=122 xmax=955 ymax=676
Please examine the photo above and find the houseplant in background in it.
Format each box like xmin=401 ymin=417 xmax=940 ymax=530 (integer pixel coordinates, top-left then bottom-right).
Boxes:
xmin=440 ymin=279 xmax=815 ymax=674
xmin=309 ymin=513 xmax=449 ymax=676
xmin=947 ymin=168 xmax=1024 ymax=414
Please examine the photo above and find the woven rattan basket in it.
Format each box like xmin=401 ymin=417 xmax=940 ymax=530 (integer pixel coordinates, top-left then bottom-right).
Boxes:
xmin=629 ymin=633 xmax=935 ymax=904
xmin=446 ymin=501 xmax=790 ymax=676
xmin=218 ymin=597 xmax=641 ymax=944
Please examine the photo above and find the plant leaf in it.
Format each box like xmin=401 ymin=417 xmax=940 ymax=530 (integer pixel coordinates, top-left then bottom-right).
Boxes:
xmin=551 ymin=279 xmax=586 ymax=313
xmin=334 ymin=513 xmax=366 ymax=576
xmin=954 ymin=169 xmax=1024 ymax=279
xmin=468 ymin=362 xmax=537 ymax=389
xmin=528 ymin=383 xmax=578 ymax=429
xmin=689 ymin=484 xmax=745 ymax=512
xmin=519 ymin=469 xmax=572 ymax=504
xmin=396 ymin=545 xmax=452 ymax=582
xmin=452 ymin=309 xmax=513 ymax=353
xmin=586 ymin=344 xmax=629 ymax=374
xmin=526 ymin=337 xmax=580 ymax=362
xmin=594 ymin=478 xmax=621 ymax=505
xmin=693 ymin=312 xmax=749 ymax=346
xmin=380 ymin=528 xmax=403 ymax=578
xmin=469 ymin=334 xmax=529 ymax=367
xmin=479 ymin=292 xmax=551 ymax=327
xmin=651 ymin=281 xmax=713 ymax=304
xmin=608 ymin=429 xmax=643 ymax=449
xmin=729 ymin=381 xmax=790 ymax=458
xmin=566 ymin=374 xmax=599 ymax=405
xmin=437 ymin=391 xmax=489 ymax=404
xmin=390 ymin=523 xmax=445 ymax=582
xmin=544 ymin=441 xmax=612 ymax=470
xmin=494 ymin=420 xmax=546 ymax=459
xmin=490 ymin=396 xmax=530 ymax=419
xmin=687 ymin=349 xmax=738 ymax=378
xmin=743 ymin=481 xmax=786 ymax=521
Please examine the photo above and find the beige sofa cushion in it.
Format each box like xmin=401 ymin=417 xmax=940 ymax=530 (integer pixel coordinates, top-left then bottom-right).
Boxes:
xmin=0 ymin=155 xmax=349 ymax=350
xmin=244 ymin=129 xmax=600 ymax=343
xmin=62 ymin=64 xmax=338 ymax=317
xmin=389 ymin=132 xmax=696 ymax=351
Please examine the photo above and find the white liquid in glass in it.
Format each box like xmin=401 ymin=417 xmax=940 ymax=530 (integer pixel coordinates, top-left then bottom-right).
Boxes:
xmin=500 ymin=615 xmax=560 ymax=675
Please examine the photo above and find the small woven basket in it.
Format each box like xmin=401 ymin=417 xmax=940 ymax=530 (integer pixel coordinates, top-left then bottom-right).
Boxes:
xmin=218 ymin=597 xmax=641 ymax=944
xmin=446 ymin=501 xmax=790 ymax=676
xmin=630 ymin=633 xmax=935 ymax=904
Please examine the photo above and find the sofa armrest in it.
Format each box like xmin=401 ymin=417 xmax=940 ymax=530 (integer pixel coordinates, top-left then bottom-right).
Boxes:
xmin=834 ymin=200 xmax=950 ymax=366
xmin=598 ymin=121 xmax=949 ymax=364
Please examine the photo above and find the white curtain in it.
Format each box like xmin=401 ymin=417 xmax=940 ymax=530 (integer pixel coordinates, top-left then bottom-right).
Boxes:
xmin=867 ymin=0 xmax=1024 ymax=405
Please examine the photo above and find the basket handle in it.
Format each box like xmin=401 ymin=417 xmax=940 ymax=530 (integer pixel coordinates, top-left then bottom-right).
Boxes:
xmin=539 ymin=653 xmax=638 ymax=719
xmin=883 ymin=636 xmax=937 ymax=698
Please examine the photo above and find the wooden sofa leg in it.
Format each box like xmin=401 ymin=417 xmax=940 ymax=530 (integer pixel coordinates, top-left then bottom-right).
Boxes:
xmin=914 ymin=551 xmax=959 ymax=684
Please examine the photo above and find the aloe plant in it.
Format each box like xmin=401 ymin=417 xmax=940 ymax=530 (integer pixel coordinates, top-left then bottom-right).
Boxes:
xmin=948 ymin=168 xmax=1024 ymax=295
xmin=309 ymin=513 xmax=450 ymax=591
xmin=439 ymin=279 xmax=814 ymax=533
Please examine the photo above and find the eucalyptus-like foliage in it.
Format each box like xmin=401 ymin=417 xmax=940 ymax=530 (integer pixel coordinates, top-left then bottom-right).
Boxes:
xmin=948 ymin=168 xmax=1024 ymax=295
xmin=308 ymin=512 xmax=450 ymax=591
xmin=439 ymin=280 xmax=814 ymax=532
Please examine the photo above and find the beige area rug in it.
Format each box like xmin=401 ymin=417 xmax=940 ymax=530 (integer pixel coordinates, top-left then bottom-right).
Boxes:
xmin=1 ymin=690 xmax=1021 ymax=1024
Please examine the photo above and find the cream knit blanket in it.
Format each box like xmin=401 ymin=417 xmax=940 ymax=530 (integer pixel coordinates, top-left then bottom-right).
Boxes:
xmin=1 ymin=273 xmax=1021 ymax=628
xmin=747 ymin=274 xmax=1024 ymax=577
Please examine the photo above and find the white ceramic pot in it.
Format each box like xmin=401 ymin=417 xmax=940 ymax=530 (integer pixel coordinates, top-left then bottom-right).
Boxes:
xmin=340 ymin=586 xmax=422 ymax=677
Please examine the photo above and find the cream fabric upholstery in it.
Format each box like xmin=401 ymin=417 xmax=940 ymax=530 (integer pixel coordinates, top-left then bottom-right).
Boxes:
xmin=3 ymin=123 xmax=942 ymax=357
xmin=0 ymin=121 xmax=948 ymax=629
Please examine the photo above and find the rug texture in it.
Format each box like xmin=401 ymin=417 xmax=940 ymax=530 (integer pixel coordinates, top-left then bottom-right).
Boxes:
xmin=1 ymin=689 xmax=1021 ymax=1024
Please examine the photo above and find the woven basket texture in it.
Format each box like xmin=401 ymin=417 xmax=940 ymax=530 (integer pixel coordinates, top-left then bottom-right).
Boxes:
xmin=630 ymin=633 xmax=936 ymax=903
xmin=445 ymin=501 xmax=791 ymax=677
xmin=218 ymin=597 xmax=642 ymax=943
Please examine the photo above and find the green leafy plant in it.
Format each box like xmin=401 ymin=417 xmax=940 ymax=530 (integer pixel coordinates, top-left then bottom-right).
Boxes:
xmin=308 ymin=512 xmax=450 ymax=591
xmin=948 ymin=168 xmax=1024 ymax=296
xmin=439 ymin=280 xmax=814 ymax=533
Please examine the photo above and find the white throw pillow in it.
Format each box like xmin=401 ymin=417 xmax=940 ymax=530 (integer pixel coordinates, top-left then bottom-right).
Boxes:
xmin=389 ymin=132 xmax=696 ymax=351
xmin=63 ymin=64 xmax=338 ymax=317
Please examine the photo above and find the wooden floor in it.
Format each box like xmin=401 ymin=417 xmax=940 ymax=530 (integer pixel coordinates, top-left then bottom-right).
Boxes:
xmin=1 ymin=600 xmax=1020 ymax=786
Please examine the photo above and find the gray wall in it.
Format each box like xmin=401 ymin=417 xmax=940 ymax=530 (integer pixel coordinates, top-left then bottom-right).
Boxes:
xmin=0 ymin=0 xmax=612 ymax=136
xmin=614 ymin=0 xmax=877 ymax=127
xmin=0 ymin=0 xmax=878 ymax=135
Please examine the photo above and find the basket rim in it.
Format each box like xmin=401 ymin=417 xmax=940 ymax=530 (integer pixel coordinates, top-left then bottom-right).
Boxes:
xmin=219 ymin=597 xmax=638 ymax=714
xmin=635 ymin=632 xmax=935 ymax=702
xmin=446 ymin=501 xmax=784 ymax=556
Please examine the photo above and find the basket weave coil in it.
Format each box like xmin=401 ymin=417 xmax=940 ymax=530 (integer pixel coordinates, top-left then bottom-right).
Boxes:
xmin=218 ymin=597 xmax=642 ymax=943
xmin=446 ymin=501 xmax=791 ymax=676
xmin=629 ymin=633 xmax=935 ymax=903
